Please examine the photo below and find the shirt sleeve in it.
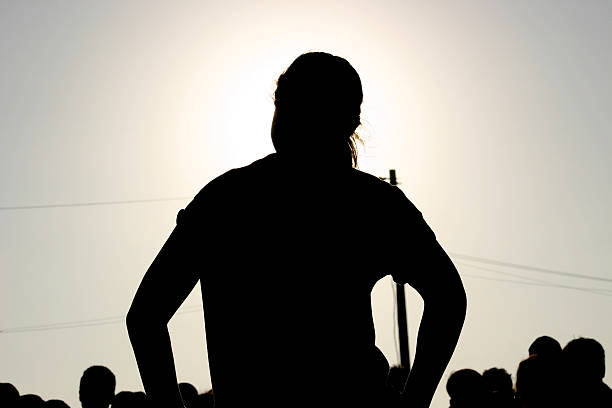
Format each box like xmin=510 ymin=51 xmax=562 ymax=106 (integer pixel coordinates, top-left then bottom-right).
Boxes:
xmin=175 ymin=169 xmax=235 ymax=227
xmin=388 ymin=186 xmax=438 ymax=284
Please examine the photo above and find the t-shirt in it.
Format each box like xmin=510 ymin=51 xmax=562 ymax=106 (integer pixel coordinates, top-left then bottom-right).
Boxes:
xmin=175 ymin=153 xmax=437 ymax=407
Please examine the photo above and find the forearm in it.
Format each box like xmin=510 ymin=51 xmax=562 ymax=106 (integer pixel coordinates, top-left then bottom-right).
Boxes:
xmin=127 ymin=318 xmax=184 ymax=408
xmin=401 ymin=293 xmax=466 ymax=407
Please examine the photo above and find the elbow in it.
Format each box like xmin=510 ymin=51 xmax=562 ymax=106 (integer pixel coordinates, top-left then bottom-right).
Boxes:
xmin=126 ymin=305 xmax=161 ymax=339
xmin=126 ymin=308 xmax=141 ymax=339
xmin=451 ymin=281 xmax=467 ymax=326
xmin=448 ymin=274 xmax=467 ymax=315
xmin=456 ymin=284 xmax=468 ymax=318
xmin=444 ymin=265 xmax=467 ymax=317
xmin=422 ymin=278 xmax=467 ymax=321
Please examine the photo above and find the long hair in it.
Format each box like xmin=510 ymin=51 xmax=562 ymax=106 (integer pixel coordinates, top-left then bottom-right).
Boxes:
xmin=272 ymin=52 xmax=363 ymax=168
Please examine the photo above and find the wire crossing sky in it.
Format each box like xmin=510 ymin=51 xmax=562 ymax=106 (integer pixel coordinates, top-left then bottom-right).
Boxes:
xmin=2 ymin=254 xmax=611 ymax=333
xmin=0 ymin=197 xmax=192 ymax=211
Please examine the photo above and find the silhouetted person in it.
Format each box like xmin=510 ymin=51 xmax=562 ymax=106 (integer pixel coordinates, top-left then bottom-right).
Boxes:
xmin=482 ymin=367 xmax=515 ymax=408
xmin=132 ymin=392 xmax=148 ymax=408
xmin=0 ymin=383 xmax=20 ymax=408
xmin=111 ymin=391 xmax=147 ymax=408
xmin=515 ymin=354 xmax=561 ymax=408
xmin=110 ymin=392 xmax=131 ymax=408
xmin=44 ymin=400 xmax=71 ymax=408
xmin=562 ymin=337 xmax=612 ymax=407
xmin=385 ymin=365 xmax=410 ymax=408
xmin=195 ymin=391 xmax=214 ymax=408
xmin=127 ymin=51 xmax=467 ymax=408
xmin=178 ymin=383 xmax=198 ymax=408
xmin=446 ymin=369 xmax=487 ymax=408
xmin=387 ymin=365 xmax=411 ymax=394
xmin=18 ymin=394 xmax=44 ymax=408
xmin=79 ymin=366 xmax=116 ymax=408
xmin=528 ymin=335 xmax=561 ymax=358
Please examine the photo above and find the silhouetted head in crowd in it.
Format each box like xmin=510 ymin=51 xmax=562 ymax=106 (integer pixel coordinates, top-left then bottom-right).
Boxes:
xmin=44 ymin=400 xmax=71 ymax=408
xmin=178 ymin=383 xmax=198 ymax=408
xmin=482 ymin=368 xmax=514 ymax=408
xmin=132 ymin=392 xmax=147 ymax=408
xmin=18 ymin=394 xmax=44 ymax=408
xmin=528 ymin=335 xmax=562 ymax=358
xmin=272 ymin=51 xmax=363 ymax=168
xmin=563 ymin=337 xmax=605 ymax=383
xmin=195 ymin=391 xmax=214 ymax=408
xmin=562 ymin=338 xmax=612 ymax=408
xmin=79 ymin=366 xmax=116 ymax=408
xmin=516 ymin=354 xmax=561 ymax=407
xmin=446 ymin=369 xmax=488 ymax=408
xmin=110 ymin=391 xmax=131 ymax=408
xmin=386 ymin=365 xmax=410 ymax=394
xmin=0 ymin=383 xmax=20 ymax=408
xmin=110 ymin=391 xmax=147 ymax=408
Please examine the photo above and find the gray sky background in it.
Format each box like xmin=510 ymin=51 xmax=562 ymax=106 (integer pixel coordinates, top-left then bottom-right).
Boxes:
xmin=1 ymin=2 xmax=611 ymax=408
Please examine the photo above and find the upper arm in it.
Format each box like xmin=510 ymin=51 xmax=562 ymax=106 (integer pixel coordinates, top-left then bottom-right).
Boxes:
xmin=388 ymin=187 xmax=464 ymax=302
xmin=127 ymin=211 xmax=200 ymax=327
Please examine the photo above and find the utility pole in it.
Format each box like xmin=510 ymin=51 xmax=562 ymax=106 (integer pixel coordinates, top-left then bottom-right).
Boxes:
xmin=387 ymin=169 xmax=411 ymax=371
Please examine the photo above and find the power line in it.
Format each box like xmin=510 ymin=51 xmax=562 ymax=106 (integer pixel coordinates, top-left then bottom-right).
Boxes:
xmin=458 ymin=267 xmax=612 ymax=297
xmin=461 ymin=273 xmax=558 ymax=287
xmin=0 ymin=306 xmax=203 ymax=334
xmin=455 ymin=262 xmax=612 ymax=295
xmin=0 ymin=197 xmax=191 ymax=211
xmin=3 ymin=262 xmax=612 ymax=335
xmin=455 ymin=261 xmax=557 ymax=285
xmin=450 ymin=252 xmax=612 ymax=284
xmin=459 ymin=272 xmax=611 ymax=292
xmin=1 ymin=315 xmax=127 ymax=332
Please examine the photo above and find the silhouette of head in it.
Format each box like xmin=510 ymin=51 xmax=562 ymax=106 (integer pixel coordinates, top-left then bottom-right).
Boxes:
xmin=79 ymin=366 xmax=116 ymax=408
xmin=516 ymin=354 xmax=561 ymax=407
xmin=44 ymin=400 xmax=71 ymax=408
xmin=272 ymin=52 xmax=363 ymax=168
xmin=446 ymin=369 xmax=487 ymax=408
xmin=109 ymin=391 xmax=131 ymax=408
xmin=482 ymin=368 xmax=514 ymax=407
xmin=18 ymin=394 xmax=44 ymax=408
xmin=386 ymin=365 xmax=410 ymax=394
xmin=196 ymin=391 xmax=214 ymax=408
xmin=132 ymin=392 xmax=147 ymax=408
xmin=0 ymin=383 xmax=20 ymax=408
xmin=178 ymin=383 xmax=198 ymax=408
xmin=563 ymin=337 xmax=606 ymax=382
xmin=110 ymin=391 xmax=147 ymax=408
xmin=528 ymin=335 xmax=562 ymax=358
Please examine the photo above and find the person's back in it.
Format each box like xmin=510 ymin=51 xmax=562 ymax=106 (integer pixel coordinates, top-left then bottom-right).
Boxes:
xmin=127 ymin=51 xmax=466 ymax=408
xmin=178 ymin=154 xmax=427 ymax=406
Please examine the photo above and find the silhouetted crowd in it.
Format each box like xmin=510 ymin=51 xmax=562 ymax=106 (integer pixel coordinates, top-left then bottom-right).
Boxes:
xmin=0 ymin=365 xmax=214 ymax=408
xmin=441 ymin=336 xmax=612 ymax=408
xmin=2 ymin=336 xmax=610 ymax=408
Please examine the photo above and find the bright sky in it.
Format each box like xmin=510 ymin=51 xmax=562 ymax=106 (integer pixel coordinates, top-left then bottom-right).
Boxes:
xmin=1 ymin=2 xmax=611 ymax=408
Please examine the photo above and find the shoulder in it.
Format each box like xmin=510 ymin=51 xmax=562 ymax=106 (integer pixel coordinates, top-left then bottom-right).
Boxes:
xmin=177 ymin=155 xmax=277 ymax=224
xmin=215 ymin=154 xmax=279 ymax=185
xmin=349 ymin=168 xmax=423 ymax=215
xmin=201 ymin=155 xmax=276 ymax=195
